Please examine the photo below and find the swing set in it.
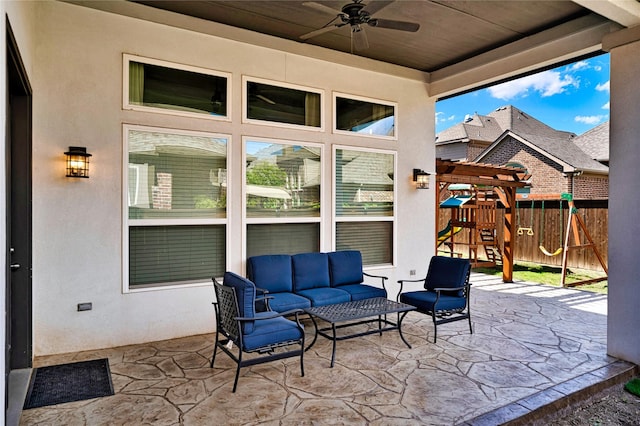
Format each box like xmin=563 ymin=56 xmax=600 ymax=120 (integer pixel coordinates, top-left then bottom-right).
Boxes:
xmin=516 ymin=193 xmax=608 ymax=287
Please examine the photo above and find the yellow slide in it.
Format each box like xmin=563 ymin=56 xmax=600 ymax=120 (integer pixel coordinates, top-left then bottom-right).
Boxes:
xmin=438 ymin=220 xmax=463 ymax=247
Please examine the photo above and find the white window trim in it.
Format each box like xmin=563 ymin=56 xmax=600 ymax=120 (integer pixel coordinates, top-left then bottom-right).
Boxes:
xmin=332 ymin=144 xmax=397 ymax=267
xmin=122 ymin=54 xmax=232 ymax=122
xmin=242 ymin=136 xmax=325 ymax=263
xmin=333 ymin=92 xmax=398 ymax=141
xmin=242 ymin=75 xmax=325 ymax=132
xmin=122 ymin=124 xmax=231 ymax=293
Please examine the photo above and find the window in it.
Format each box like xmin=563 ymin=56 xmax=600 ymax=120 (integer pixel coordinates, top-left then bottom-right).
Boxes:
xmin=334 ymin=147 xmax=395 ymax=266
xmin=124 ymin=54 xmax=230 ymax=120
xmin=244 ymin=138 xmax=322 ymax=257
xmin=124 ymin=125 xmax=228 ymax=290
xmin=334 ymin=93 xmax=397 ymax=139
xmin=243 ymin=77 xmax=323 ymax=130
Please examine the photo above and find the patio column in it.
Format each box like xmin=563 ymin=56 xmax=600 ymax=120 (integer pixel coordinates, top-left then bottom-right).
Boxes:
xmin=603 ymin=26 xmax=640 ymax=365
xmin=502 ymin=186 xmax=516 ymax=283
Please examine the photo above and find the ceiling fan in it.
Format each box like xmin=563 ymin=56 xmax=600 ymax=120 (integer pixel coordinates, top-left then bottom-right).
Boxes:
xmin=299 ymin=0 xmax=420 ymax=51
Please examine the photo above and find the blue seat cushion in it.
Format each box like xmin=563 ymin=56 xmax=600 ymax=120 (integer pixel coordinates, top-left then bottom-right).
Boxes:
xmin=400 ymin=290 xmax=466 ymax=313
xmin=336 ymin=284 xmax=387 ymax=301
xmin=296 ymin=287 xmax=350 ymax=306
xmin=223 ymin=271 xmax=256 ymax=334
xmin=426 ymin=256 xmax=471 ymax=297
xmin=267 ymin=292 xmax=311 ymax=313
xmin=247 ymin=255 xmax=293 ymax=294
xmin=292 ymin=252 xmax=331 ymax=291
xmin=242 ymin=313 xmax=304 ymax=352
xmin=328 ymin=250 xmax=364 ymax=287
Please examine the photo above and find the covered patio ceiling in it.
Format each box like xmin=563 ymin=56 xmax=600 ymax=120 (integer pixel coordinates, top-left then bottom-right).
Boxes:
xmin=123 ymin=0 xmax=640 ymax=96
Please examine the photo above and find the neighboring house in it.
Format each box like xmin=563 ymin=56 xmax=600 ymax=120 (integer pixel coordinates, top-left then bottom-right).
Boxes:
xmin=437 ymin=106 xmax=609 ymax=200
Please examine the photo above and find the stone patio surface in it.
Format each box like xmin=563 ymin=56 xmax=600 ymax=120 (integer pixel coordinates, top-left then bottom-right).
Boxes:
xmin=20 ymin=273 xmax=628 ymax=425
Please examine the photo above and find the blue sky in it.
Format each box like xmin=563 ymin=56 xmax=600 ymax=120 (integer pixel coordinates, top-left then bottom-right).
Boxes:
xmin=435 ymin=53 xmax=610 ymax=136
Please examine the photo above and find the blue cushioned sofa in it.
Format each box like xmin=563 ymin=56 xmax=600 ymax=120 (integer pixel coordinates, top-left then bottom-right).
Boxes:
xmin=247 ymin=250 xmax=387 ymax=313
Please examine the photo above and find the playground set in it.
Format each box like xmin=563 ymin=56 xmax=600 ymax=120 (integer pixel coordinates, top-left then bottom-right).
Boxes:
xmin=437 ymin=184 xmax=608 ymax=287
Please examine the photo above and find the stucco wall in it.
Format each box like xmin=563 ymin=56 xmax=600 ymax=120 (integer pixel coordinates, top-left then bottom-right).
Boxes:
xmin=607 ymin=34 xmax=640 ymax=365
xmin=29 ymin=2 xmax=434 ymax=355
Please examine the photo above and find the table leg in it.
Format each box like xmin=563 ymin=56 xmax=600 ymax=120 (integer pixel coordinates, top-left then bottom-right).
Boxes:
xmin=398 ymin=311 xmax=412 ymax=348
xmin=304 ymin=314 xmax=319 ymax=352
xmin=330 ymin=323 xmax=337 ymax=368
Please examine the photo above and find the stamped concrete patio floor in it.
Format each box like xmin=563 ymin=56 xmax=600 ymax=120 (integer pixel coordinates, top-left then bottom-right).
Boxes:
xmin=20 ymin=273 xmax=632 ymax=425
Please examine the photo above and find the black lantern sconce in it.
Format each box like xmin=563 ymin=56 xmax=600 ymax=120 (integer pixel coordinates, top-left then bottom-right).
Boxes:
xmin=413 ymin=168 xmax=430 ymax=189
xmin=65 ymin=146 xmax=92 ymax=178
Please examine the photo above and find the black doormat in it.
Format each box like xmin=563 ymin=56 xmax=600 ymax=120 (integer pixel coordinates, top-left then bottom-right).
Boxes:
xmin=23 ymin=358 xmax=114 ymax=409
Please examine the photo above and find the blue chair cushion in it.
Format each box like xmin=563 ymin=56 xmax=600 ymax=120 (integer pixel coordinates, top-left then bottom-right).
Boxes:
xmin=223 ymin=271 xmax=256 ymax=334
xmin=267 ymin=292 xmax=311 ymax=313
xmin=292 ymin=252 xmax=331 ymax=291
xmin=336 ymin=284 xmax=387 ymax=301
xmin=296 ymin=287 xmax=350 ymax=306
xmin=426 ymin=256 xmax=470 ymax=297
xmin=247 ymin=255 xmax=293 ymax=294
xmin=328 ymin=251 xmax=364 ymax=287
xmin=400 ymin=290 xmax=467 ymax=313
xmin=242 ymin=313 xmax=304 ymax=352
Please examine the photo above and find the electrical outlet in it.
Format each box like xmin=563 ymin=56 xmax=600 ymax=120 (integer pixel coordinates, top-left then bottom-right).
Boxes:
xmin=77 ymin=302 xmax=92 ymax=311
xmin=409 ymin=269 xmax=416 ymax=276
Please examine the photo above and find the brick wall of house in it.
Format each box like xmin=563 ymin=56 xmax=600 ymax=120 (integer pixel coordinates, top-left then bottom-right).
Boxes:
xmin=152 ymin=172 xmax=172 ymax=209
xmin=573 ymin=174 xmax=609 ymax=199
xmin=479 ymin=135 xmax=570 ymax=195
xmin=467 ymin=140 xmax=492 ymax=161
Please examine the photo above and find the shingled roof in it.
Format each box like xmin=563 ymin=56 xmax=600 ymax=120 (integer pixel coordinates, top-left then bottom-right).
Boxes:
xmin=435 ymin=105 xmax=576 ymax=145
xmin=573 ymin=121 xmax=609 ymax=163
xmin=476 ymin=130 xmax=609 ymax=174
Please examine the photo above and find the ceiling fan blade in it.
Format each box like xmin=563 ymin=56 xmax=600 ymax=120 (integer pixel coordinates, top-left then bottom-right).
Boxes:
xmin=300 ymin=23 xmax=344 ymax=40
xmin=362 ymin=0 xmax=394 ymax=16
xmin=352 ymin=25 xmax=369 ymax=50
xmin=369 ymin=18 xmax=420 ymax=32
xmin=302 ymin=1 xmax=344 ymax=16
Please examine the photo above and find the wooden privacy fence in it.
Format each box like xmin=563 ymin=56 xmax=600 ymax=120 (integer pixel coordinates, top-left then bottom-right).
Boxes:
xmin=438 ymin=200 xmax=608 ymax=272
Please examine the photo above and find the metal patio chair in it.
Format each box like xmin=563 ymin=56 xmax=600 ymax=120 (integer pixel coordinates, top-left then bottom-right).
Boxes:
xmin=211 ymin=272 xmax=305 ymax=392
xmin=397 ymin=256 xmax=472 ymax=343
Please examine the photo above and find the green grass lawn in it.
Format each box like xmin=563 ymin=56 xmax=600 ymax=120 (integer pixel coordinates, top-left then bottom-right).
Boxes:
xmin=474 ymin=261 xmax=608 ymax=294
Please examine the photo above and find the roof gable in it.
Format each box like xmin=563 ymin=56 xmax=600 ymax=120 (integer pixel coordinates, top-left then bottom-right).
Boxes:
xmin=573 ymin=121 xmax=609 ymax=162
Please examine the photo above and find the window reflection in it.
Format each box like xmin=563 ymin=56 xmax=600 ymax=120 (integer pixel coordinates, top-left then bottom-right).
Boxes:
xmin=335 ymin=96 xmax=395 ymax=137
xmin=245 ymin=141 xmax=321 ymax=218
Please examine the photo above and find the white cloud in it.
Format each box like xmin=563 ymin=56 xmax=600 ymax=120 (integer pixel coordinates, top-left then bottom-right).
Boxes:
xmin=487 ymin=70 xmax=578 ymax=100
xmin=596 ymin=81 xmax=610 ymax=92
xmin=435 ymin=112 xmax=456 ymax=124
xmin=594 ymin=65 xmax=602 ymax=71
xmin=568 ymin=61 xmax=589 ymax=71
xmin=602 ymin=101 xmax=610 ymax=110
xmin=575 ymin=115 xmax=606 ymax=125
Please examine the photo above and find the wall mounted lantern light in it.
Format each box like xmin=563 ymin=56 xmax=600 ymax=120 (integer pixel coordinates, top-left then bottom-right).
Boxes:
xmin=413 ymin=168 xmax=430 ymax=189
xmin=65 ymin=146 xmax=92 ymax=178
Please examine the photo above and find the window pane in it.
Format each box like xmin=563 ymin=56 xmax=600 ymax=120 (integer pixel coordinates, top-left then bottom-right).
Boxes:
xmin=335 ymin=149 xmax=394 ymax=217
xmin=247 ymin=223 xmax=320 ymax=257
xmin=129 ymin=225 xmax=226 ymax=287
xmin=128 ymin=129 xmax=227 ymax=219
xmin=336 ymin=96 xmax=395 ymax=136
xmin=129 ymin=60 xmax=227 ymax=116
xmin=336 ymin=221 xmax=393 ymax=265
xmin=247 ymin=81 xmax=321 ymax=127
xmin=246 ymin=141 xmax=320 ymax=218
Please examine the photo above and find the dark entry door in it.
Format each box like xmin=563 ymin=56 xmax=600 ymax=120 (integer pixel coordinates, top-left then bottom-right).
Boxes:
xmin=6 ymin=20 xmax=33 ymax=381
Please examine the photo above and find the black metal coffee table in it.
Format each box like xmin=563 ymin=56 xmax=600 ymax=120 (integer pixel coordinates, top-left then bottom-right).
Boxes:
xmin=304 ymin=297 xmax=415 ymax=367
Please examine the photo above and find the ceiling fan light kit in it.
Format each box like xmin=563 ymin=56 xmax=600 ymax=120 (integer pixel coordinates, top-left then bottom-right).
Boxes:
xmin=300 ymin=0 xmax=420 ymax=51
